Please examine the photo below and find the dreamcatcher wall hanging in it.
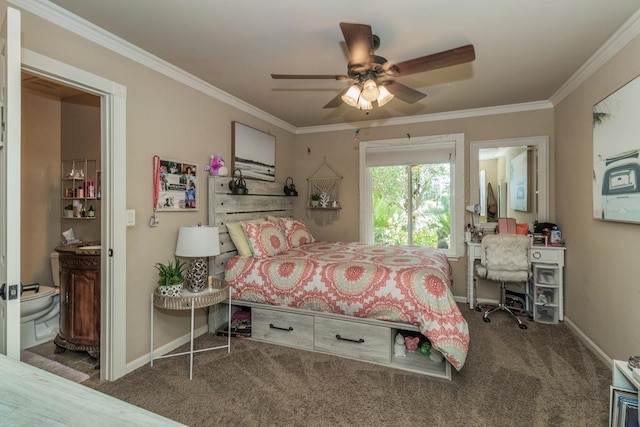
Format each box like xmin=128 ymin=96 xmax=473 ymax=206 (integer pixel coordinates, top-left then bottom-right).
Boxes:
xmin=306 ymin=156 xmax=342 ymax=226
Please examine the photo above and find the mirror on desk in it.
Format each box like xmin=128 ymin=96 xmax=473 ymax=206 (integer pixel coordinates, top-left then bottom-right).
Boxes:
xmin=470 ymin=136 xmax=549 ymax=229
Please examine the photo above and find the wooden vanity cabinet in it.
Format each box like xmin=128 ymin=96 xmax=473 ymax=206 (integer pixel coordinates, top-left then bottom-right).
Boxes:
xmin=54 ymin=251 xmax=100 ymax=363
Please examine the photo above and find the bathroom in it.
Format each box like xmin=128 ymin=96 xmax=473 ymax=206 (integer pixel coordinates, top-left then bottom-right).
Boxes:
xmin=20 ymin=73 xmax=101 ymax=372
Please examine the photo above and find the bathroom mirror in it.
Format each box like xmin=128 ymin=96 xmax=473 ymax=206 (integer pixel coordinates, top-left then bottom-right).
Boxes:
xmin=470 ymin=136 xmax=548 ymax=228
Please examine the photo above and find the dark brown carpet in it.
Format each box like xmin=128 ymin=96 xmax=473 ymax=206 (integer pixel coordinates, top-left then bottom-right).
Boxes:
xmin=92 ymin=305 xmax=610 ymax=426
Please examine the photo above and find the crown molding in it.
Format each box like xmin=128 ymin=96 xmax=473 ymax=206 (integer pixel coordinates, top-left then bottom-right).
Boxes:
xmin=10 ymin=0 xmax=297 ymax=134
xmin=295 ymin=101 xmax=553 ymax=134
xmin=550 ymin=8 xmax=640 ymax=105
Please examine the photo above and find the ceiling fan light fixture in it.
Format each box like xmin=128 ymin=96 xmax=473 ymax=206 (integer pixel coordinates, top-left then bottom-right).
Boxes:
xmin=360 ymin=78 xmax=380 ymax=102
xmin=357 ymin=97 xmax=373 ymax=110
xmin=341 ymin=84 xmax=361 ymax=107
xmin=376 ymin=85 xmax=394 ymax=107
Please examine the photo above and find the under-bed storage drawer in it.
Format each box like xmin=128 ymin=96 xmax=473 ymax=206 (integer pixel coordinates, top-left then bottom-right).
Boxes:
xmin=314 ymin=318 xmax=391 ymax=364
xmin=251 ymin=308 xmax=314 ymax=350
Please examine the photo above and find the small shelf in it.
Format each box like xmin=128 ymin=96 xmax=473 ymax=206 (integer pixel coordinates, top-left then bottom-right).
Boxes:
xmin=62 ymin=159 xmax=100 ymax=219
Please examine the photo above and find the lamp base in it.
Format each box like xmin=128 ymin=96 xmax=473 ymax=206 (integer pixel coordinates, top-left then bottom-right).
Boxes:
xmin=185 ymin=257 xmax=208 ymax=293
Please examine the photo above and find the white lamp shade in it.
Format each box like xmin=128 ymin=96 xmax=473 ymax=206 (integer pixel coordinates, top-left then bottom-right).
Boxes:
xmin=341 ymin=84 xmax=361 ymax=107
xmin=357 ymin=97 xmax=373 ymax=110
xmin=376 ymin=85 xmax=394 ymax=107
xmin=175 ymin=225 xmax=220 ymax=258
xmin=360 ymin=79 xmax=380 ymax=102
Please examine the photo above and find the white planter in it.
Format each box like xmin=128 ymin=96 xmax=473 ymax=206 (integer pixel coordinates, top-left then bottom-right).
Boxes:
xmin=310 ymin=200 xmax=319 ymax=207
xmin=64 ymin=210 xmax=74 ymax=218
xmin=158 ymin=283 xmax=183 ymax=297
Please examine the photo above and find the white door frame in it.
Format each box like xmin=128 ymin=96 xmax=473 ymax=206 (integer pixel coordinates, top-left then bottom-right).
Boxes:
xmin=0 ymin=6 xmax=22 ymax=359
xmin=21 ymin=49 xmax=127 ymax=381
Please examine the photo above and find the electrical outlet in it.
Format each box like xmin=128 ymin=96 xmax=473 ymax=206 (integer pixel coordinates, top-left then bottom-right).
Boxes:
xmin=8 ymin=284 xmax=18 ymax=300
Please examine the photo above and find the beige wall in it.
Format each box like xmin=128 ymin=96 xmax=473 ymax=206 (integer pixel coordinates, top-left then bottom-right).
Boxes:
xmin=15 ymin=6 xmax=296 ymax=362
xmin=294 ymin=109 xmax=555 ymax=299
xmin=21 ymin=87 xmax=61 ymax=286
xmin=61 ymin=93 xmax=101 ymax=242
xmin=555 ymin=34 xmax=640 ymax=361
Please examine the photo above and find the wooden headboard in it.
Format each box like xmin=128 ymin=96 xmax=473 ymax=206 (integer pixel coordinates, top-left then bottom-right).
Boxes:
xmin=207 ymin=176 xmax=294 ymax=278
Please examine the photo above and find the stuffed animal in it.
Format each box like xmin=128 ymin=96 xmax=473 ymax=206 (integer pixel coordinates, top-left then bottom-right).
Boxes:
xmin=430 ymin=349 xmax=444 ymax=363
xmin=394 ymin=333 xmax=406 ymax=357
xmin=209 ymin=154 xmax=228 ymax=176
xmin=404 ymin=336 xmax=419 ymax=353
xmin=420 ymin=341 xmax=432 ymax=356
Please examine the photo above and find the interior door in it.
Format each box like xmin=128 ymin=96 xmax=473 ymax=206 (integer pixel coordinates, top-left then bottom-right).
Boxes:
xmin=0 ymin=6 xmax=21 ymax=358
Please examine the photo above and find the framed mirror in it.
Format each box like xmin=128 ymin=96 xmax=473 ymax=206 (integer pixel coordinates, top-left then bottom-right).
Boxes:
xmin=470 ymin=136 xmax=548 ymax=228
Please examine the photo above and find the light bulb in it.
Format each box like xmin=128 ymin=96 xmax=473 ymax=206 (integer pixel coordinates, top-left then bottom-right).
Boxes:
xmin=360 ymin=79 xmax=380 ymax=102
xmin=341 ymin=85 xmax=361 ymax=107
xmin=376 ymin=85 xmax=394 ymax=107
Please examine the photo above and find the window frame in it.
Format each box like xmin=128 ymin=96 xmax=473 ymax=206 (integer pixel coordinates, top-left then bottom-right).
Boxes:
xmin=359 ymin=133 xmax=465 ymax=258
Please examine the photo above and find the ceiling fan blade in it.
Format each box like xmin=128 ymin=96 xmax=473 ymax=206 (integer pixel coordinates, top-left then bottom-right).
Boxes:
xmin=323 ymin=88 xmax=348 ymax=108
xmin=271 ymin=74 xmax=349 ymax=80
xmin=340 ymin=23 xmax=374 ymax=66
xmin=390 ymin=44 xmax=476 ymax=76
xmin=383 ymin=81 xmax=427 ymax=104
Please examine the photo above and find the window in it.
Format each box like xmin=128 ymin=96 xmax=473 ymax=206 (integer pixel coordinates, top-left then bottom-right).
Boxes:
xmin=359 ymin=134 xmax=464 ymax=257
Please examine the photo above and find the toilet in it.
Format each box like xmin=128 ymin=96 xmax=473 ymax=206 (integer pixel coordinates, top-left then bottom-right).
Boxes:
xmin=20 ymin=253 xmax=61 ymax=350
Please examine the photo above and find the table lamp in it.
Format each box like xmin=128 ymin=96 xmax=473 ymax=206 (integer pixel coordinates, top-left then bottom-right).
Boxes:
xmin=175 ymin=224 xmax=220 ymax=293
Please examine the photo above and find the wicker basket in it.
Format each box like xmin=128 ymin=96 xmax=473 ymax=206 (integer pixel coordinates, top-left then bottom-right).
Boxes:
xmin=154 ymin=277 xmax=229 ymax=310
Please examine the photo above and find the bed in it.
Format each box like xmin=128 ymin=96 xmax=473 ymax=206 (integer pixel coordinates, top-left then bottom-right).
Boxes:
xmin=207 ymin=176 xmax=468 ymax=378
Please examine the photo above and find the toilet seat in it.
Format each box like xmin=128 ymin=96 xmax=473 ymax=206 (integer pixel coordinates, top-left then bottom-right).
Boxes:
xmin=21 ymin=285 xmax=58 ymax=301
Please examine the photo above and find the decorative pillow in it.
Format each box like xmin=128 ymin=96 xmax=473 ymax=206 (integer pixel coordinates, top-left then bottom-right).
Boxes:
xmin=279 ymin=217 xmax=315 ymax=248
xmin=227 ymin=219 xmax=264 ymax=257
xmin=242 ymin=220 xmax=290 ymax=258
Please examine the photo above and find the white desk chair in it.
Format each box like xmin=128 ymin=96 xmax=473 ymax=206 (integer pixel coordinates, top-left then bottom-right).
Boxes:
xmin=475 ymin=234 xmax=531 ymax=330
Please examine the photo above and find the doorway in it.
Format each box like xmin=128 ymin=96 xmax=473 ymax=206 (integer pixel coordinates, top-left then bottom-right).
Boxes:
xmin=19 ymin=48 xmax=128 ymax=381
xmin=20 ymin=72 xmax=102 ymax=382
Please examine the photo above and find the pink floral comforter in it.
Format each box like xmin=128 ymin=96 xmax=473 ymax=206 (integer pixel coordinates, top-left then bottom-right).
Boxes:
xmin=225 ymin=241 xmax=469 ymax=370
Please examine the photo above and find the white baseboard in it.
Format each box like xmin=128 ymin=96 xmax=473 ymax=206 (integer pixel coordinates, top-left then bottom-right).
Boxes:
xmin=563 ymin=316 xmax=612 ymax=369
xmin=125 ymin=324 xmax=209 ymax=375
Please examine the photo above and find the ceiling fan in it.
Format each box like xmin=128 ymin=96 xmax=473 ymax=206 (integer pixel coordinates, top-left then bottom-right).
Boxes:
xmin=271 ymin=23 xmax=476 ymax=110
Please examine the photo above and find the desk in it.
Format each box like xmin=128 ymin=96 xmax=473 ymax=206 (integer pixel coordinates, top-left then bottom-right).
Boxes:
xmin=467 ymin=242 xmax=565 ymax=320
xmin=150 ymin=280 xmax=231 ymax=380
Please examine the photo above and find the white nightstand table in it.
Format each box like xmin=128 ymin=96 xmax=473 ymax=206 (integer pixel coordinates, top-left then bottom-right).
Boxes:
xmin=150 ymin=278 xmax=231 ymax=379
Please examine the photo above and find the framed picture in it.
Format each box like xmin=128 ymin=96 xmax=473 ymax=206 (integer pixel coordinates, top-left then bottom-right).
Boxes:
xmin=593 ymin=74 xmax=640 ymax=223
xmin=156 ymin=158 xmax=198 ymax=211
xmin=232 ymin=121 xmax=276 ymax=181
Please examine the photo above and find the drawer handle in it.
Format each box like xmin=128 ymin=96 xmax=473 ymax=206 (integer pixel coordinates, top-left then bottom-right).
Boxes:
xmin=269 ymin=323 xmax=293 ymax=332
xmin=532 ymin=252 xmax=541 ymax=259
xmin=336 ymin=334 xmax=365 ymax=344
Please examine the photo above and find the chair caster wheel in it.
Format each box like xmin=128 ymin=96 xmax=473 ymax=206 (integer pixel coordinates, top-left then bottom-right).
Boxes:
xmin=519 ymin=323 xmax=528 ymax=330
xmin=475 ymin=307 xmax=482 ymax=312
xmin=483 ymin=317 xmax=491 ymax=323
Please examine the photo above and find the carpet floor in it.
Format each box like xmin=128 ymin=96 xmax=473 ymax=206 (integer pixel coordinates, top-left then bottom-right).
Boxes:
xmin=90 ymin=305 xmax=611 ymax=427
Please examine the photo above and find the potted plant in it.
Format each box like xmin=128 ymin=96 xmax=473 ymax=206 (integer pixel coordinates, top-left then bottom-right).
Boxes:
xmin=64 ymin=204 xmax=74 ymax=218
xmin=310 ymin=193 xmax=321 ymax=207
xmin=155 ymin=257 xmax=186 ymax=297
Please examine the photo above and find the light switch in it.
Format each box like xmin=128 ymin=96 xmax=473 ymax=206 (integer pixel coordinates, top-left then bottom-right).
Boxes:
xmin=126 ymin=209 xmax=135 ymax=226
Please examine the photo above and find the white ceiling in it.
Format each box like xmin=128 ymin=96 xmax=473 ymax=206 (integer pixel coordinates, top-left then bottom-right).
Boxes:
xmin=47 ymin=0 xmax=640 ymax=129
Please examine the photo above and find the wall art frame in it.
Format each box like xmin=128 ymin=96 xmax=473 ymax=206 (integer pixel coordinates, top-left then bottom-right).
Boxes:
xmin=593 ymin=74 xmax=640 ymax=223
xmin=231 ymin=121 xmax=276 ymax=182
xmin=156 ymin=157 xmax=198 ymax=211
